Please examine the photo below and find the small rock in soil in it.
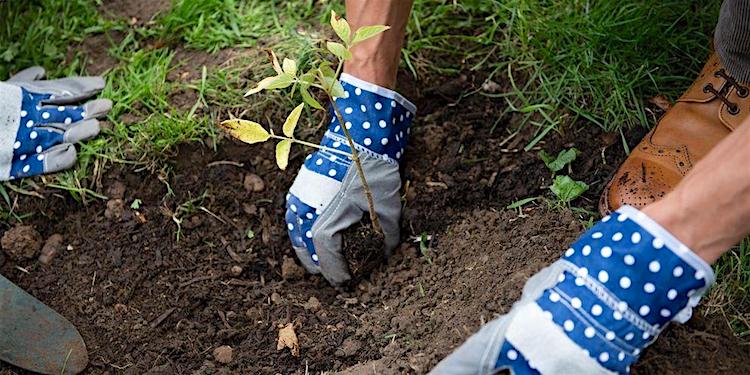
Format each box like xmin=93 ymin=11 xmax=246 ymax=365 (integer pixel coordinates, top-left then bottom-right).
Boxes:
xmin=38 ymin=233 xmax=64 ymax=265
xmin=104 ymin=199 xmax=127 ymax=221
xmin=230 ymin=265 xmax=243 ymax=277
xmin=281 ymin=256 xmax=305 ymax=281
xmin=270 ymin=292 xmax=283 ymax=304
xmin=212 ymin=345 xmax=233 ymax=364
xmin=243 ymin=174 xmax=265 ymax=193
xmin=303 ymin=296 xmax=322 ymax=312
xmin=335 ymin=337 xmax=362 ymax=357
xmin=2 ymin=225 xmax=42 ymax=260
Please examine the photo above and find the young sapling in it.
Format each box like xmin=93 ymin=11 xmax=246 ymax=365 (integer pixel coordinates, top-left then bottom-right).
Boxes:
xmin=220 ymin=11 xmax=390 ymax=234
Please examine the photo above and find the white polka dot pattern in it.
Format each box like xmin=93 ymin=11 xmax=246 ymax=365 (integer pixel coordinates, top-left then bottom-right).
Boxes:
xmin=494 ymin=207 xmax=715 ymax=374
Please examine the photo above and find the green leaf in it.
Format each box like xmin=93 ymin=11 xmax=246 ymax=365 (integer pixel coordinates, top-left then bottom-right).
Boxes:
xmin=330 ymin=10 xmax=351 ymax=45
xmin=267 ymin=73 xmax=294 ymax=90
xmin=550 ymin=175 xmax=589 ymax=203
xmin=419 ymin=233 xmax=432 ymax=265
xmin=283 ymin=103 xmax=304 ymax=137
xmin=276 ymin=139 xmax=292 ymax=170
xmin=247 ymin=228 xmax=255 ymax=239
xmin=282 ymin=58 xmax=297 ymax=76
xmin=352 ymin=25 xmax=390 ymax=45
xmin=506 ymin=197 xmax=539 ymax=209
xmin=130 ymin=198 xmax=142 ymax=210
xmin=331 ymin=80 xmax=346 ymax=98
xmin=539 ymin=148 xmax=579 ymax=173
xmin=300 ymin=84 xmax=323 ymax=110
xmin=326 ymin=41 xmax=352 ymax=60
xmin=319 ymin=76 xmax=346 ymax=98
xmin=220 ymin=119 xmax=271 ymax=144
xmin=318 ymin=63 xmax=336 ymax=80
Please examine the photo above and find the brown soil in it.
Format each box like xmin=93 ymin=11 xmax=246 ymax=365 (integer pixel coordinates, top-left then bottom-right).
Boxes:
xmin=2 ymin=4 xmax=750 ymax=375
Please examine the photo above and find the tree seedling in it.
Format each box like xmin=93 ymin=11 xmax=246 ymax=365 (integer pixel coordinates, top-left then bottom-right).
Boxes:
xmin=220 ymin=11 xmax=390 ymax=234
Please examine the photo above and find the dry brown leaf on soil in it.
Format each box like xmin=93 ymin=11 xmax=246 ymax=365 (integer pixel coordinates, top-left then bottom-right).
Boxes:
xmin=277 ymin=323 xmax=300 ymax=356
xmin=648 ymin=94 xmax=673 ymax=111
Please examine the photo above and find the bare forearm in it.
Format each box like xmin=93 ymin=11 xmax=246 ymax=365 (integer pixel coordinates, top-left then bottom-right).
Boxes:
xmin=643 ymin=120 xmax=750 ymax=264
xmin=343 ymin=0 xmax=413 ymax=89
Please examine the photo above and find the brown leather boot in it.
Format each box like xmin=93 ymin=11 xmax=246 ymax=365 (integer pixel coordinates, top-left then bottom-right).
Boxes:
xmin=600 ymin=52 xmax=750 ymax=215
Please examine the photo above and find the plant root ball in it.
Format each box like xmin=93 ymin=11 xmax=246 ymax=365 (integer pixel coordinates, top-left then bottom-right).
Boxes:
xmin=342 ymin=221 xmax=385 ymax=285
xmin=2 ymin=225 xmax=43 ymax=260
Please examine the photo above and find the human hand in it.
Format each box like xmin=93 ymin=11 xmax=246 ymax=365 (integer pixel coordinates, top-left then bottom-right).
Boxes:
xmin=431 ymin=206 xmax=713 ymax=374
xmin=0 ymin=67 xmax=111 ymax=180
xmin=284 ymin=73 xmax=416 ymax=286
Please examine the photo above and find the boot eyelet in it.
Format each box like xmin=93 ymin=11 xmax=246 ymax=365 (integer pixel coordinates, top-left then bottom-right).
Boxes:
xmin=738 ymin=87 xmax=749 ymax=98
xmin=714 ymin=69 xmax=726 ymax=78
xmin=703 ymin=84 xmax=712 ymax=93
xmin=729 ymin=104 xmax=740 ymax=115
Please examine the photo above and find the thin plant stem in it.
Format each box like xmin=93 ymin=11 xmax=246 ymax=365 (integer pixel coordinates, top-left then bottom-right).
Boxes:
xmin=329 ymin=97 xmax=382 ymax=234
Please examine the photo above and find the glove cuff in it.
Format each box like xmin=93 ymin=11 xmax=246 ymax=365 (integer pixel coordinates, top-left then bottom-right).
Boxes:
xmin=320 ymin=74 xmax=416 ymax=164
xmin=0 ymin=82 xmax=23 ymax=180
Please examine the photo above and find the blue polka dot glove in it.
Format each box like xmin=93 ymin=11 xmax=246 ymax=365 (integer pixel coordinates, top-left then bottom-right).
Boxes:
xmin=0 ymin=67 xmax=111 ymax=181
xmin=431 ymin=206 xmax=714 ymax=375
xmin=285 ymin=73 xmax=416 ymax=286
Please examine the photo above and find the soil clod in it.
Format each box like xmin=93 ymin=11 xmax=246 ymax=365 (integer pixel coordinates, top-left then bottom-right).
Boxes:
xmin=104 ymin=198 xmax=127 ymax=221
xmin=2 ymin=225 xmax=42 ymax=260
xmin=243 ymin=174 xmax=265 ymax=193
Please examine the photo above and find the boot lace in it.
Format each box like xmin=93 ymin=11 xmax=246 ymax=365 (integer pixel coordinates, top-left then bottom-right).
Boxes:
xmin=703 ymin=69 xmax=749 ymax=115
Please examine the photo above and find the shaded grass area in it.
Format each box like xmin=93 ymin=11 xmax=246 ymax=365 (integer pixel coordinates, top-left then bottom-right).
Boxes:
xmin=2 ymin=0 xmax=748 ymax=337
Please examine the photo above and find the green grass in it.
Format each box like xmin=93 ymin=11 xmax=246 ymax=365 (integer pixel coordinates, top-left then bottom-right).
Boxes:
xmin=1 ymin=0 xmax=749 ymax=337
xmin=0 ymin=0 xmax=119 ymax=79
xmin=408 ymin=1 xmax=719 ymax=134
xmin=710 ymin=239 xmax=750 ymax=337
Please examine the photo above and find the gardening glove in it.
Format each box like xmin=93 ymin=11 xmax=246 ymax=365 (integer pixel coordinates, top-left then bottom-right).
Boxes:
xmin=285 ymin=73 xmax=416 ymax=286
xmin=431 ymin=206 xmax=714 ymax=375
xmin=0 ymin=66 xmax=111 ymax=181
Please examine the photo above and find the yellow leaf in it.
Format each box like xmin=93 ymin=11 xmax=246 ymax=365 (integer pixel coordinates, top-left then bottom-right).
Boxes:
xmin=275 ymin=139 xmax=292 ymax=170
xmin=245 ymin=74 xmax=294 ymax=96
xmin=220 ymin=119 xmax=270 ymax=144
xmin=283 ymin=103 xmax=304 ymax=137
xmin=330 ymin=10 xmax=351 ymax=45
xmin=270 ymin=50 xmax=283 ymax=75
xmin=282 ymin=58 xmax=297 ymax=76
xmin=244 ymin=76 xmax=277 ymax=96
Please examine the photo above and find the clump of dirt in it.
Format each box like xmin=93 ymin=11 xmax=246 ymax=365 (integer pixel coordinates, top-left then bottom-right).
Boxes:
xmin=1 ymin=225 xmax=42 ymax=260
